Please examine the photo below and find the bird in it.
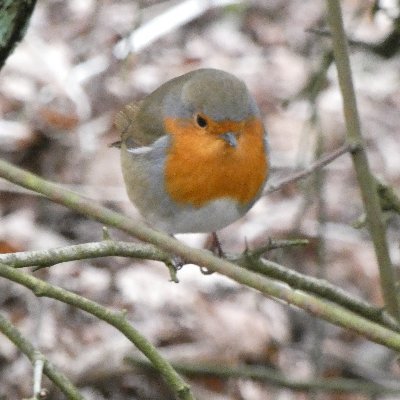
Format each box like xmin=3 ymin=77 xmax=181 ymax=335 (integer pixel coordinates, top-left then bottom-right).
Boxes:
xmin=114 ymin=68 xmax=269 ymax=236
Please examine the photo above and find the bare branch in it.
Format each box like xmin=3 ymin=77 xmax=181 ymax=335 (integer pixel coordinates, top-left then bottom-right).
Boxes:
xmin=127 ymin=357 xmax=400 ymax=395
xmin=0 ymin=313 xmax=84 ymax=400
xmin=0 ymin=241 xmax=170 ymax=269
xmin=1 ymin=159 xmax=400 ymax=350
xmin=265 ymin=143 xmax=352 ymax=194
xmin=327 ymin=0 xmax=400 ymax=320
xmin=235 ymin=254 xmax=400 ymax=333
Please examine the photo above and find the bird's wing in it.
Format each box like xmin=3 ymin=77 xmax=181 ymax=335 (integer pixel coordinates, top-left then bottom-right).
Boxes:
xmin=114 ymin=101 xmax=143 ymax=148
xmin=115 ymin=96 xmax=169 ymax=148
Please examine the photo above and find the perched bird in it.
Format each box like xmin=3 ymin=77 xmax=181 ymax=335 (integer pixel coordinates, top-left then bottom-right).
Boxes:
xmin=115 ymin=68 xmax=269 ymax=234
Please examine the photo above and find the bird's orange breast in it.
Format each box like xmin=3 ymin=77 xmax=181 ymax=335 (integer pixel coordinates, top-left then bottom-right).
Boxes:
xmin=164 ymin=116 xmax=268 ymax=207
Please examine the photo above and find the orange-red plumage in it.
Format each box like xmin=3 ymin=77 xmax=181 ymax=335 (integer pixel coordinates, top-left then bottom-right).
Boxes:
xmin=164 ymin=116 xmax=268 ymax=207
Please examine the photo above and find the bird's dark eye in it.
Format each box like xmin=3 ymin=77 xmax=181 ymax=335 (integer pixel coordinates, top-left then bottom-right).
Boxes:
xmin=196 ymin=114 xmax=208 ymax=128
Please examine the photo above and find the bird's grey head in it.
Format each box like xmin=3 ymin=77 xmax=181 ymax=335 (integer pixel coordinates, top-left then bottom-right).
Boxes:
xmin=163 ymin=69 xmax=260 ymax=122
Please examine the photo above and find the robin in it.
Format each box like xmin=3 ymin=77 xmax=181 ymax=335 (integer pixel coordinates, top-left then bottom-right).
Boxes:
xmin=114 ymin=68 xmax=269 ymax=235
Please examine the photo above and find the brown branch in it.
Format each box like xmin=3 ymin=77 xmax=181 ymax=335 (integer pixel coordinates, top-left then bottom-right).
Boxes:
xmin=265 ymin=143 xmax=352 ymax=194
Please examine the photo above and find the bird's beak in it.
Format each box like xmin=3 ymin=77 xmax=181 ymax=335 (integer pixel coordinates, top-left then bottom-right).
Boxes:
xmin=219 ymin=132 xmax=237 ymax=148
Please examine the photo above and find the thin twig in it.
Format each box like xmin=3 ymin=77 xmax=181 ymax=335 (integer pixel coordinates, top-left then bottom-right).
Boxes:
xmin=327 ymin=0 xmax=400 ymax=320
xmin=126 ymin=357 xmax=400 ymax=395
xmin=0 ymin=313 xmax=85 ymax=400
xmin=306 ymin=27 xmax=371 ymax=49
xmin=309 ymin=115 xmax=328 ymax=398
xmin=306 ymin=27 xmax=400 ymax=59
xmin=265 ymin=143 xmax=351 ymax=194
xmin=246 ymin=238 xmax=309 ymax=258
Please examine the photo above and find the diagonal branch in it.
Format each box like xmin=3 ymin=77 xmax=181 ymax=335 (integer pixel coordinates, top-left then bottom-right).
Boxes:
xmin=2 ymin=160 xmax=400 ymax=351
xmin=2 ymin=238 xmax=398 ymax=333
xmin=265 ymin=143 xmax=352 ymax=194
xmin=236 ymin=254 xmax=400 ymax=333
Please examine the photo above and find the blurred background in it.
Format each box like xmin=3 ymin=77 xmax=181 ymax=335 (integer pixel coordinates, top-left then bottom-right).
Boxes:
xmin=1 ymin=0 xmax=400 ymax=399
